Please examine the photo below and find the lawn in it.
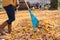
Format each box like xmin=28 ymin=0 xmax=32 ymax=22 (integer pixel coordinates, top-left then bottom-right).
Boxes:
xmin=0 ymin=10 xmax=60 ymax=40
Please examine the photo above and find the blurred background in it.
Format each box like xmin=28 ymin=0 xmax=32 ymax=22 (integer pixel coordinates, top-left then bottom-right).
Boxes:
xmin=0 ymin=0 xmax=59 ymax=10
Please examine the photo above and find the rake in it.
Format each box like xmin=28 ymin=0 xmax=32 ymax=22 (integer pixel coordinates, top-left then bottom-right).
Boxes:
xmin=24 ymin=0 xmax=39 ymax=29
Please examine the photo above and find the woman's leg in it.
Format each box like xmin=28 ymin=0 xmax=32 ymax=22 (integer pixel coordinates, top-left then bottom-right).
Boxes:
xmin=6 ymin=5 xmax=15 ymax=33
xmin=0 ymin=5 xmax=15 ymax=34
xmin=0 ymin=21 xmax=8 ymax=34
xmin=8 ymin=24 xmax=12 ymax=34
xmin=5 ymin=5 xmax=15 ymax=33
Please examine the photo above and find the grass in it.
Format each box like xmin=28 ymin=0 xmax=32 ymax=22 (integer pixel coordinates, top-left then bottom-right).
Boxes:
xmin=58 ymin=6 xmax=60 ymax=10
xmin=0 ymin=8 xmax=4 ymax=12
xmin=0 ymin=10 xmax=60 ymax=40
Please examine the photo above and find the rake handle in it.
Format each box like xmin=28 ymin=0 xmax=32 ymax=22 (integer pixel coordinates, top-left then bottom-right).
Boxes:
xmin=24 ymin=0 xmax=30 ymax=11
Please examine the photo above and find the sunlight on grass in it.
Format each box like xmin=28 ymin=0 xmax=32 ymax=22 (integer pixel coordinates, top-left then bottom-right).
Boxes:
xmin=58 ymin=7 xmax=60 ymax=10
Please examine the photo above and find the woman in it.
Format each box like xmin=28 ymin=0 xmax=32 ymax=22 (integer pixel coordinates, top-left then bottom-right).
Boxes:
xmin=0 ymin=0 xmax=17 ymax=35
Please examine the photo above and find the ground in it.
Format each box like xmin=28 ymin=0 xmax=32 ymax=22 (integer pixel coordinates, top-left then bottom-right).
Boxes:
xmin=0 ymin=10 xmax=60 ymax=40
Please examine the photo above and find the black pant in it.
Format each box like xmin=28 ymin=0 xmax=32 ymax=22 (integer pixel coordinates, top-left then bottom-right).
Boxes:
xmin=4 ymin=5 xmax=15 ymax=24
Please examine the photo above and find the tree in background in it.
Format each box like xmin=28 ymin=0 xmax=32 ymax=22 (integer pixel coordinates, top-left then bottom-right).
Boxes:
xmin=49 ymin=0 xmax=58 ymax=10
xmin=58 ymin=0 xmax=60 ymax=7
